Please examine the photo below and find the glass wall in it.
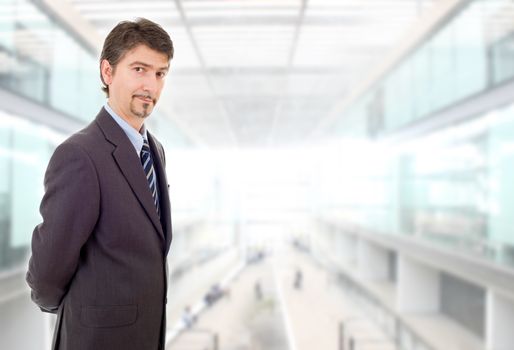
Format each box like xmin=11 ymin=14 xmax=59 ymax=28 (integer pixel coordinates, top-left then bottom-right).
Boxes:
xmin=319 ymin=101 xmax=514 ymax=268
xmin=321 ymin=0 xmax=514 ymax=268
xmin=0 ymin=0 xmax=104 ymax=122
xmin=334 ymin=0 xmax=514 ymax=137
xmin=0 ymin=111 xmax=64 ymax=271
xmin=397 ymin=134 xmax=487 ymax=250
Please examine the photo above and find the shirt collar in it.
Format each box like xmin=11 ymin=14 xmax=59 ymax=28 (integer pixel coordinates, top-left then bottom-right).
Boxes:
xmin=104 ymin=102 xmax=148 ymax=155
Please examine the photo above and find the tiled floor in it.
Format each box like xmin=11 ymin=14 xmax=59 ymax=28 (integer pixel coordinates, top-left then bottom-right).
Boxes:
xmin=167 ymin=246 xmax=397 ymax=350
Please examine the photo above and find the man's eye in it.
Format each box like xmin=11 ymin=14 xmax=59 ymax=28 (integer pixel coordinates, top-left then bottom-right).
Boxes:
xmin=157 ymin=72 xmax=167 ymax=78
xmin=134 ymin=67 xmax=144 ymax=72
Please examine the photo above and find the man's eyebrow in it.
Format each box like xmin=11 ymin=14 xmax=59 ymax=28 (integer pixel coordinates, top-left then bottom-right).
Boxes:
xmin=130 ymin=61 xmax=152 ymax=68
xmin=130 ymin=61 xmax=169 ymax=71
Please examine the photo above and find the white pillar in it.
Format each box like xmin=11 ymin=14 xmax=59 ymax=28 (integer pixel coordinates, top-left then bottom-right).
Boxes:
xmin=340 ymin=234 xmax=357 ymax=267
xmin=397 ymin=255 xmax=440 ymax=312
xmin=357 ymin=239 xmax=389 ymax=281
xmin=486 ymin=290 xmax=514 ymax=350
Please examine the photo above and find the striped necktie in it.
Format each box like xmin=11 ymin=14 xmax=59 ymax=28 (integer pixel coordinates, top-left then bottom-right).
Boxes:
xmin=140 ymin=138 xmax=160 ymax=216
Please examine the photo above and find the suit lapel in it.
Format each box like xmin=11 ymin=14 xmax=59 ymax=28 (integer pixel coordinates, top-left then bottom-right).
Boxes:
xmin=148 ymin=132 xmax=173 ymax=253
xmin=95 ymin=108 xmax=165 ymax=241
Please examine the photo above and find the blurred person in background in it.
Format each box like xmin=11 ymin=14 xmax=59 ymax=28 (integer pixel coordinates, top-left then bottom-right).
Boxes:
xmin=294 ymin=268 xmax=303 ymax=290
xmin=181 ymin=305 xmax=196 ymax=329
xmin=25 ymin=18 xmax=174 ymax=350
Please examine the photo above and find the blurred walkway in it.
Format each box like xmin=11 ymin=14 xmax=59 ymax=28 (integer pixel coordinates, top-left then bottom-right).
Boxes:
xmin=167 ymin=247 xmax=396 ymax=350
xmin=274 ymin=248 xmax=396 ymax=350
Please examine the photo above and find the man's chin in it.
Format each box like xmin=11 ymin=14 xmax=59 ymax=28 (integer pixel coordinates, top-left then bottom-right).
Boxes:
xmin=130 ymin=110 xmax=150 ymax=119
xmin=130 ymin=105 xmax=153 ymax=119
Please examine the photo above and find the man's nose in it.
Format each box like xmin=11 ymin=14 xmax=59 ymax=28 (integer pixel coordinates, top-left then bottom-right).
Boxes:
xmin=142 ymin=74 xmax=159 ymax=94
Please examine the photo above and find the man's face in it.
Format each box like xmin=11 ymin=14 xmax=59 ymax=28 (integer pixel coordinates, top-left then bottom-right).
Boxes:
xmin=101 ymin=44 xmax=169 ymax=122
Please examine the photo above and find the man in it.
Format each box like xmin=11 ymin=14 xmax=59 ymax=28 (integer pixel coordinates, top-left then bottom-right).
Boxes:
xmin=26 ymin=18 xmax=173 ymax=350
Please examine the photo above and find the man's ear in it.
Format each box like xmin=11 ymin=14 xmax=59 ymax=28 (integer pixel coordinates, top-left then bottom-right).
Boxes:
xmin=100 ymin=59 xmax=113 ymax=85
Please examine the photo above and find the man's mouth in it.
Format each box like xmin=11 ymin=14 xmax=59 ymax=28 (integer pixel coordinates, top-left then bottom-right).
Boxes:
xmin=134 ymin=95 xmax=153 ymax=104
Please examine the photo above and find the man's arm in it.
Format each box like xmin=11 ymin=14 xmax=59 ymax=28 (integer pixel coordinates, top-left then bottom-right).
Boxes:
xmin=26 ymin=141 xmax=100 ymax=311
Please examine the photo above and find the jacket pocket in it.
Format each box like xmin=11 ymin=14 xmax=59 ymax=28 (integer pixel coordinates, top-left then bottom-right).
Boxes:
xmin=80 ymin=304 xmax=138 ymax=328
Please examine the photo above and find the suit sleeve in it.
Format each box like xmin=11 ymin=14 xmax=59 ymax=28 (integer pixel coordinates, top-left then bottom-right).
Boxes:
xmin=26 ymin=141 xmax=100 ymax=311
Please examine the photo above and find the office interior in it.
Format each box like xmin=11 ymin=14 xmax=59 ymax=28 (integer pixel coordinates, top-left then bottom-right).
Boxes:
xmin=1 ymin=0 xmax=514 ymax=349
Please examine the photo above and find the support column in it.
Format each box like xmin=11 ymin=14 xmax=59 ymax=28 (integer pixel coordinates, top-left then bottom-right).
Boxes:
xmin=357 ymin=240 xmax=389 ymax=281
xmin=486 ymin=291 xmax=514 ymax=350
xmin=397 ymin=255 xmax=440 ymax=312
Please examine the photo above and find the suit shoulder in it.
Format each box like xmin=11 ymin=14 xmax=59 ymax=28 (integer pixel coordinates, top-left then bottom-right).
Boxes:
xmin=58 ymin=120 xmax=106 ymax=152
xmin=49 ymin=123 xmax=105 ymax=165
xmin=65 ymin=121 xmax=102 ymax=146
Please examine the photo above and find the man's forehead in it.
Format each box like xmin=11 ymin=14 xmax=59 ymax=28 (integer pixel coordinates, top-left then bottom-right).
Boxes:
xmin=121 ymin=44 xmax=170 ymax=67
xmin=129 ymin=60 xmax=169 ymax=70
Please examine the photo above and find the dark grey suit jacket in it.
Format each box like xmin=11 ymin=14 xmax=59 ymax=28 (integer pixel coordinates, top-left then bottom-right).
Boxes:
xmin=26 ymin=107 xmax=173 ymax=350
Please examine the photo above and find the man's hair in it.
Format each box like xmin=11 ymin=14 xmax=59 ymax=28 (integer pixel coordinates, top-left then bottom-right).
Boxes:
xmin=99 ymin=18 xmax=174 ymax=96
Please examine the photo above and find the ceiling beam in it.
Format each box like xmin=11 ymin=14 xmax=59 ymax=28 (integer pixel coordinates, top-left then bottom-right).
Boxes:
xmin=173 ymin=0 xmax=239 ymax=147
xmin=88 ymin=16 xmax=367 ymax=27
xmin=170 ymin=66 xmax=346 ymax=75
xmin=41 ymin=0 xmax=103 ymax=53
xmin=266 ymin=0 xmax=308 ymax=147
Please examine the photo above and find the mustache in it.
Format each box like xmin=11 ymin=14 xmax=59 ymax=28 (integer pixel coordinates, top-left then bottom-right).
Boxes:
xmin=133 ymin=93 xmax=155 ymax=103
